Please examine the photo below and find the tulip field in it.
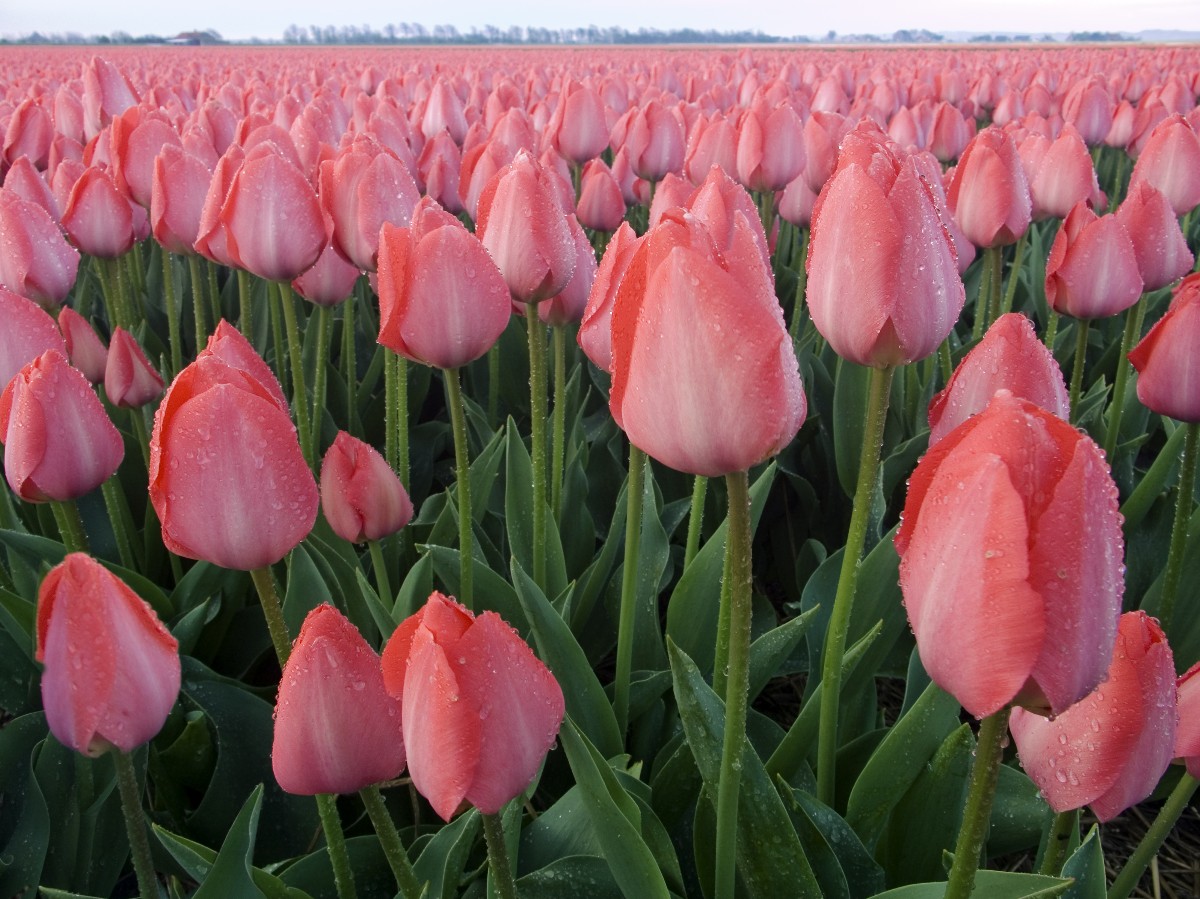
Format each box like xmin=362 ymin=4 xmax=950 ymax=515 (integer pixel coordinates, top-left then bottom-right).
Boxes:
xmin=4 ymin=39 xmax=1200 ymax=898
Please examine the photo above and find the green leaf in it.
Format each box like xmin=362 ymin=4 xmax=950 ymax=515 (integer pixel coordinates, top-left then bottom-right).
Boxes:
xmin=871 ymin=870 xmax=1073 ymax=898
xmin=277 ymin=834 xmax=398 ymax=899
xmin=283 ymin=544 xmax=333 ymax=636
xmin=511 ymin=557 xmax=623 ymax=759
xmin=784 ymin=789 xmax=884 ymax=899
xmin=833 ymin=358 xmax=872 ymax=499
xmin=1060 ymin=826 xmax=1106 ymax=899
xmin=990 ymin=763 xmax=1047 ymax=858
xmin=844 ymin=681 xmax=962 ymax=850
xmin=393 ymin=551 xmax=434 ymax=622
xmin=0 ymin=715 xmax=50 ymax=899
xmin=630 ymin=461 xmax=669 ymax=671
xmin=428 ymin=544 xmax=526 ymax=629
xmin=558 ymin=719 xmax=670 ymax=899
xmin=667 ymin=640 xmax=822 ymax=898
xmin=747 ymin=606 xmax=819 ymax=701
xmin=413 ymin=807 xmax=480 ymax=899
xmin=516 ymin=855 xmax=624 ymax=899
xmin=0 ymin=529 xmax=65 ymax=573
xmin=187 ymin=784 xmax=266 ymax=899
xmin=504 ymin=418 xmax=568 ymax=599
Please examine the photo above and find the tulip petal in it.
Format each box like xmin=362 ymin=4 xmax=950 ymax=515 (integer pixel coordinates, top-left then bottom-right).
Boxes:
xmin=39 ymin=582 xmax=116 ymax=754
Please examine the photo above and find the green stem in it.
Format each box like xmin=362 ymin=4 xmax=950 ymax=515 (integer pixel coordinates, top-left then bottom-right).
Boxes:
xmin=1108 ymin=772 xmax=1200 ymax=899
xmin=712 ymin=524 xmax=735 ymax=697
xmin=162 ymin=249 xmax=181 ymax=377
xmin=368 ymin=539 xmax=393 ymax=608
xmin=613 ymin=443 xmax=646 ymax=737
xmin=488 ymin=343 xmax=501 ymax=429
xmin=945 ymin=707 xmax=1013 ymax=899
xmin=278 ymin=282 xmax=314 ymax=470
xmin=984 ymin=245 xmax=1004 ymax=325
xmin=526 ymin=303 xmax=548 ymax=591
xmin=100 ymin=477 xmax=137 ymax=570
xmin=206 ymin=259 xmax=222 ymax=332
xmin=311 ymin=304 xmax=332 ymax=459
xmin=788 ymin=228 xmax=809 ymax=345
xmin=816 ymin=364 xmax=894 ymax=806
xmin=1038 ymin=809 xmax=1078 ymax=876
xmin=972 ymin=248 xmax=994 ymax=340
xmin=1103 ymin=297 xmax=1147 ymax=461
xmin=359 ymin=785 xmax=424 ymax=899
xmin=98 ymin=255 xmax=131 ymax=331
xmin=713 ymin=469 xmax=753 ymax=899
xmin=249 ymin=566 xmax=292 ymax=666
xmin=1121 ymin=421 xmax=1189 ymax=528
xmin=237 ymin=268 xmax=254 ymax=343
xmin=342 ymin=296 xmax=357 ymax=433
xmin=114 ymin=750 xmax=158 ymax=899
xmin=127 ymin=243 xmax=146 ymax=304
xmin=757 ymin=190 xmax=774 ymax=244
xmin=189 ymin=254 xmax=208 ymax=352
xmin=1044 ymin=309 xmax=1060 ymax=350
xmin=50 ymin=499 xmax=89 ymax=553
xmin=482 ymin=812 xmax=520 ymax=899
xmin=938 ymin=337 xmax=954 ymax=386
xmin=1068 ymin=319 xmax=1090 ymax=421
xmin=551 ymin=324 xmax=567 ymax=522
xmin=444 ymin=367 xmax=474 ymax=610
xmin=999 ymin=231 xmax=1027 ymax=316
xmin=684 ymin=475 xmax=707 ymax=570
xmin=385 ymin=351 xmax=399 ymax=473
xmin=315 ymin=793 xmax=358 ymax=899
xmin=130 ymin=406 xmax=152 ymax=471
xmin=1158 ymin=421 xmax=1200 ymax=637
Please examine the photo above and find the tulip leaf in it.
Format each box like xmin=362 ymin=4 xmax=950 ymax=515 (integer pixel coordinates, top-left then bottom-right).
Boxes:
xmin=511 ymin=557 xmax=623 ymax=758
xmin=629 ymin=460 xmax=669 ymax=672
xmin=0 ymin=714 xmax=50 ymax=899
xmin=277 ymin=834 xmax=397 ymax=898
xmin=354 ymin=568 xmax=394 ymax=642
xmin=504 ymin=418 xmax=568 ymax=599
xmin=515 ymin=855 xmax=624 ymax=899
xmin=428 ymin=544 xmax=526 ymax=629
xmin=832 ymin=358 xmax=873 ymax=500
xmin=989 ymin=763 xmax=1046 ymax=858
xmin=558 ymin=718 xmax=671 ymax=899
xmin=784 ymin=788 xmax=885 ymax=899
xmin=1060 ymin=825 xmax=1106 ymax=899
xmin=568 ymin=470 xmax=629 ymax=639
xmin=665 ymin=463 xmax=776 ymax=674
xmin=844 ymin=680 xmax=961 ymax=850
xmin=747 ymin=606 xmax=819 ymax=702
xmin=870 ymin=870 xmax=1073 ymax=898
xmin=393 ymin=551 xmax=434 ymax=622
xmin=413 ymin=807 xmax=480 ymax=899
xmin=283 ymin=544 xmax=333 ymax=636
xmin=667 ymin=639 xmax=822 ymax=899
xmin=0 ymin=529 xmax=65 ymax=574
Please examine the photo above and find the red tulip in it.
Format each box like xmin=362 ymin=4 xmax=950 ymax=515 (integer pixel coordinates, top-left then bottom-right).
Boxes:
xmin=377 ymin=197 xmax=512 ymax=370
xmin=0 ymin=288 xmax=67 ymax=390
xmin=896 ymin=390 xmax=1123 ymax=720
xmin=0 ymin=349 xmax=124 ymax=503
xmin=0 ymin=189 xmax=79 ymax=308
xmin=609 ymin=207 xmax=805 ymax=477
xmin=947 ymin=125 xmax=1032 ymax=248
xmin=320 ymin=431 xmax=413 ymax=544
xmin=57 ymin=307 xmax=108 ymax=385
xmin=37 ymin=553 xmax=180 ymax=756
xmin=928 ymin=313 xmax=1069 ymax=446
xmin=578 ymin=222 xmax=640 ymax=375
xmin=1128 ymin=114 xmax=1200 ymax=216
xmin=1045 ymin=202 xmax=1142 ymax=320
xmin=272 ymin=604 xmax=406 ymax=795
xmin=1116 ymin=182 xmax=1195 ymax=291
xmin=1010 ymin=612 xmax=1176 ymax=822
xmin=381 ymin=592 xmax=564 ymax=821
xmin=1128 ymin=273 xmax=1200 ymax=422
xmin=806 ymin=124 xmax=965 ymax=367
xmin=149 ymin=321 xmax=317 ymax=570
xmin=1175 ymin=661 xmax=1200 ymax=778
xmin=104 ymin=327 xmax=164 ymax=408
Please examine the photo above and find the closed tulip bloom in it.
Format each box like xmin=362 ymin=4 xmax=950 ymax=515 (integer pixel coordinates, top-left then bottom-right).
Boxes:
xmin=623 ymin=100 xmax=686 ymax=182
xmin=1026 ymin=125 xmax=1103 ymax=221
xmin=1116 ymin=182 xmax=1194 ymax=291
xmin=4 ymin=156 xmax=62 ymax=221
xmin=81 ymin=56 xmax=138 ymax=141
xmin=1176 ymin=661 xmax=1200 ymax=777
xmin=476 ymin=150 xmax=577 ymax=305
xmin=575 ymin=159 xmax=626 ymax=232
xmin=806 ymin=125 xmax=965 ymax=367
xmin=0 ymin=188 xmax=79 ymax=309
xmin=150 ymin=143 xmax=212 ymax=257
xmin=777 ymin=173 xmax=817 ymax=228
xmin=1128 ymin=114 xmax=1200 ymax=216
xmin=272 ymin=604 xmax=406 ymax=795
xmin=0 ymin=350 xmax=124 ymax=503
xmin=610 ymin=207 xmax=805 ymax=477
xmin=928 ymin=313 xmax=1069 ymax=445
xmin=947 ymin=125 xmax=1032 ymax=248
xmin=684 ymin=113 xmax=738 ymax=186
xmin=57 ymin=307 xmax=108 ymax=384
xmin=149 ymin=321 xmax=317 ymax=570
xmin=292 ymin=242 xmax=359 ymax=308
xmin=1128 ymin=273 xmax=1200 ymax=422
xmin=1045 ymin=202 xmax=1142 ymax=320
xmin=1062 ymin=76 xmax=1114 ymax=147
xmin=546 ymin=79 xmax=609 ymax=165
xmin=896 ymin=390 xmax=1123 ymax=720
xmin=320 ymin=431 xmax=413 ymax=544
xmin=735 ymin=100 xmax=806 ymax=192
xmin=540 ymin=216 xmax=597 ymax=326
xmin=647 ymin=172 xmax=693 ymax=229
xmin=37 ymin=553 xmax=180 ymax=756
xmin=61 ymin=166 xmax=137 ymax=259
xmin=377 ymin=197 xmax=512 ymax=370
xmin=686 ymin=165 xmax=771 ymax=272
xmin=381 ymin=592 xmax=565 ymax=821
xmin=3 ymin=99 xmax=53 ymax=171
xmin=417 ymin=130 xmax=463 ymax=215
xmin=0 ymin=288 xmax=67 ymax=389
xmin=1010 ymin=612 xmax=1176 ymax=822
xmin=104 ymin=327 xmax=163 ymax=408
xmin=109 ymin=106 xmax=182 ymax=210
xmin=802 ymin=110 xmax=849 ymax=193
xmin=578 ymin=222 xmax=640 ymax=374
xmin=926 ymin=101 xmax=974 ymax=163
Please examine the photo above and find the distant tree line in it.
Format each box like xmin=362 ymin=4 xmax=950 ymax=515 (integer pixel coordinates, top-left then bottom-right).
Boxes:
xmin=279 ymin=23 xmax=809 ymax=45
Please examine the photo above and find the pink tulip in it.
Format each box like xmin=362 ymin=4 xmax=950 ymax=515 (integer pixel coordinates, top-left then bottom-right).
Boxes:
xmin=417 ymin=129 xmax=463 ymax=215
xmin=292 ymin=242 xmax=359 ymax=308
xmin=578 ymin=222 xmax=640 ymax=375
xmin=947 ymin=126 xmax=1032 ymax=248
xmin=1128 ymin=273 xmax=1200 ymax=422
xmin=0 ymin=288 xmax=67 ymax=390
xmin=1025 ymin=125 xmax=1102 ymax=221
xmin=1061 ymin=76 xmax=1114 ymax=147
xmin=3 ymin=155 xmax=60 ymax=221
xmin=0 ymin=188 xmax=79 ymax=308
xmin=1128 ymin=114 xmax=1200 ymax=216
xmin=925 ymin=101 xmax=974 ymax=163
xmin=3 ymin=99 xmax=53 ymax=171
xmin=320 ymin=431 xmax=413 ymax=544
xmin=546 ymin=79 xmax=609 ymax=165
xmin=104 ymin=327 xmax=164 ymax=408
xmin=57 ymin=307 xmax=108 ymax=384
xmin=622 ymin=100 xmax=685 ymax=182
xmin=109 ymin=106 xmax=182 ymax=210
xmin=684 ymin=113 xmax=737 ymax=186
xmin=61 ymin=166 xmax=137 ymax=259
xmin=1116 ymin=182 xmax=1194 ymax=291
xmin=1045 ymin=202 xmax=1142 ymax=320
xmin=735 ymin=100 xmax=806 ymax=192
xmin=539 ymin=216 xmax=597 ymax=327
xmin=575 ymin=159 xmax=625 ymax=232
xmin=1176 ymin=661 xmax=1200 ymax=778
xmin=647 ymin=172 xmax=693 ymax=229
xmin=150 ymin=144 xmax=213 ymax=257
xmin=1011 ymin=611 xmax=1176 ymax=822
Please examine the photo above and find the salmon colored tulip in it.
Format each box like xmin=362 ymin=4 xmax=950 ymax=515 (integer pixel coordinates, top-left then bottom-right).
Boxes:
xmin=1116 ymin=182 xmax=1195 ymax=291
xmin=377 ymin=197 xmax=512 ymax=370
xmin=947 ymin=125 xmax=1032 ymax=248
xmin=192 ymin=144 xmax=244 ymax=268
xmin=1176 ymin=661 xmax=1200 ymax=777
xmin=0 ymin=288 xmax=66 ymax=389
xmin=149 ymin=321 xmax=317 ymax=570
xmin=684 ymin=112 xmax=737 ymax=186
xmin=104 ymin=327 xmax=163 ymax=409
xmin=291 ymin=242 xmax=359 ymax=308
xmin=150 ymin=143 xmax=212 ymax=257
xmin=381 ymin=592 xmax=564 ymax=821
xmin=1010 ymin=612 xmax=1176 ymax=822
xmin=57 ymin=307 xmax=108 ymax=384
xmin=926 ymin=101 xmax=974 ymax=163
xmin=272 ymin=604 xmax=406 ymax=795
xmin=0 ymin=189 xmax=79 ymax=308
xmin=646 ymin=172 xmax=693 ymax=229
xmin=109 ymin=106 xmax=182 ymax=210
xmin=546 ymin=79 xmax=609 ymax=165
xmin=0 ymin=349 xmax=124 ymax=503
xmin=4 ymin=156 xmax=61 ymax=221
xmin=578 ymin=221 xmax=640 ymax=375
xmin=686 ymin=165 xmax=771 ymax=271
xmin=61 ymin=166 xmax=137 ymax=259
xmin=37 ymin=553 xmax=180 ymax=756
xmin=1045 ymin=202 xmax=1142 ymax=320
xmin=320 ymin=431 xmax=413 ymax=544
xmin=417 ymin=129 xmax=463 ymax=215
xmin=575 ymin=159 xmax=625 ymax=232
xmin=609 ymin=207 xmax=805 ymax=477
xmin=1128 ymin=114 xmax=1200 ymax=216
xmin=3 ymin=98 xmax=53 ymax=171
xmin=1023 ymin=125 xmax=1103 ymax=221
xmin=735 ymin=99 xmax=806 ymax=192
xmin=81 ymin=56 xmax=138 ymax=141
xmin=1062 ymin=75 xmax=1114 ymax=147
xmin=896 ymin=390 xmax=1123 ymax=720
xmin=622 ymin=100 xmax=685 ymax=182
xmin=1129 ymin=273 xmax=1200 ymax=422
xmin=539 ymin=215 xmax=597 ymax=326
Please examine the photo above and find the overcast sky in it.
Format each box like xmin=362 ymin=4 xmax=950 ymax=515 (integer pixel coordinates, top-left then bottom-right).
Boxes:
xmin=2 ymin=0 xmax=1198 ymax=41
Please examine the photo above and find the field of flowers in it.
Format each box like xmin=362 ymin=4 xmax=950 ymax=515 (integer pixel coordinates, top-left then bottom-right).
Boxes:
xmin=1 ymin=40 xmax=1199 ymax=898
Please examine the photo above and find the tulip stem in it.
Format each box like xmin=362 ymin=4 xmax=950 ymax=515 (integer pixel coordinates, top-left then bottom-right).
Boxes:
xmin=161 ymin=249 xmax=182 ymax=378
xmin=999 ymin=231 xmax=1027 ymax=317
xmin=488 ymin=344 xmax=501 ymax=429
xmin=368 ymin=539 xmax=393 ymax=608
xmin=816 ymin=364 xmax=894 ymax=807
xmin=945 ymin=707 xmax=1012 ymax=899
xmin=788 ymin=228 xmax=809 ymax=345
xmin=1068 ymin=319 xmax=1091 ymax=421
xmin=714 ymin=469 xmax=753 ymax=899
xmin=984 ymin=246 xmax=1004 ymax=329
xmin=383 ymin=351 xmax=411 ymax=491
xmin=614 ymin=443 xmax=646 ymax=737
xmin=938 ymin=337 xmax=954 ymax=386
xmin=684 ymin=475 xmax=707 ymax=570
xmin=342 ymin=296 xmax=357 ymax=434
xmin=526 ymin=303 xmax=548 ymax=591
xmin=1038 ymin=809 xmax=1078 ymax=876
xmin=98 ymin=255 xmax=132 ymax=332
xmin=205 ymin=259 xmax=222 ymax=331
xmin=1103 ymin=296 xmax=1148 ymax=461
xmin=311 ymin=304 xmax=332 ymax=458
xmin=278 ymin=282 xmax=315 ymax=470
xmin=444 ymin=367 xmax=474 ymax=610
xmin=712 ymin=524 xmax=734 ymax=697
xmin=1107 ymin=772 xmax=1199 ymax=899
xmin=50 ymin=500 xmax=89 ymax=554
xmin=114 ymin=750 xmax=158 ymax=899
xmin=237 ymin=268 xmax=254 ymax=344
xmin=316 ymin=793 xmax=358 ymax=899
xmin=972 ymin=248 xmax=995 ymax=340
xmin=189 ymin=254 xmax=208 ymax=352
xmin=359 ymin=785 xmax=424 ymax=899
xmin=482 ymin=812 xmax=520 ymax=899
xmin=250 ymin=566 xmax=291 ymax=666
xmin=1045 ymin=310 xmax=1060 ymax=351
xmin=1158 ymin=421 xmax=1200 ymax=637
xmin=551 ymin=325 xmax=567 ymax=523
xmin=100 ymin=478 xmax=137 ymax=570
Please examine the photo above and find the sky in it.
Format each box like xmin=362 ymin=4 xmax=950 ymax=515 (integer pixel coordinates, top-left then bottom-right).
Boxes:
xmin=2 ymin=0 xmax=1198 ymax=42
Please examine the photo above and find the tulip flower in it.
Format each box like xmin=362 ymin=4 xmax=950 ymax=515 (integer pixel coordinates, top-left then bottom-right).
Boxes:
xmin=417 ymin=129 xmax=463 ymax=215
xmin=575 ymin=159 xmax=626 ymax=232
xmin=109 ymin=106 xmax=182 ymax=211
xmin=0 ymin=288 xmax=67 ymax=390
xmin=896 ymin=390 xmax=1123 ymax=720
xmin=622 ymin=99 xmax=686 ymax=183
xmin=1010 ymin=612 xmax=1176 ymax=822
xmin=1129 ymin=273 xmax=1200 ymax=423
xmin=928 ymin=313 xmax=1069 ymax=445
xmin=150 ymin=143 xmax=213 ymax=257
xmin=735 ymin=99 xmax=806 ymax=193
xmin=1045 ymin=202 xmax=1142 ymax=320
xmin=1116 ymin=182 xmax=1194 ymax=292
xmin=4 ymin=156 xmax=61 ymax=220
xmin=272 ymin=604 xmax=406 ymax=795
xmin=578 ymin=221 xmax=639 ymax=375
xmin=539 ymin=215 xmax=596 ymax=327
xmin=545 ymin=79 xmax=609 ymax=166
xmin=37 ymin=552 xmax=180 ymax=756
xmin=104 ymin=327 xmax=163 ymax=409
xmin=646 ymin=172 xmax=693 ymax=229
xmin=381 ymin=592 xmax=564 ymax=821
xmin=3 ymin=98 xmax=53 ymax=171
xmin=320 ymin=432 xmax=413 ymax=545
xmin=1023 ymin=125 xmax=1103 ymax=222
xmin=149 ymin=321 xmax=317 ymax=571
xmin=686 ymin=165 xmax=771 ymax=272
xmin=1128 ymin=114 xmax=1200 ymax=216
xmin=1177 ymin=661 xmax=1200 ymax=778
xmin=291 ymin=241 xmax=360 ymax=308
xmin=946 ymin=125 xmax=1031 ymax=249
xmin=0 ymin=189 xmax=80 ymax=308
xmin=57 ymin=307 xmax=108 ymax=384
xmin=0 ymin=349 xmax=124 ymax=504
xmin=684 ymin=112 xmax=738 ymax=186
xmin=61 ymin=166 xmax=138 ymax=259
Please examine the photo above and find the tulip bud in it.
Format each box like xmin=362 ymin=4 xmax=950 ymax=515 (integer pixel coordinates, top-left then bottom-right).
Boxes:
xmin=58 ymin=307 xmax=109 ymax=385
xmin=0 ymin=288 xmax=67 ymax=390
xmin=0 ymin=189 xmax=80 ymax=308
xmin=947 ymin=125 xmax=1032 ymax=248
xmin=1116 ymin=182 xmax=1194 ymax=292
xmin=578 ymin=222 xmax=640 ymax=375
xmin=1176 ymin=661 xmax=1200 ymax=778
xmin=1128 ymin=273 xmax=1200 ymax=422
xmin=104 ymin=327 xmax=164 ymax=408
xmin=320 ymin=431 xmax=413 ymax=544
xmin=1045 ymin=202 xmax=1142 ymax=320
